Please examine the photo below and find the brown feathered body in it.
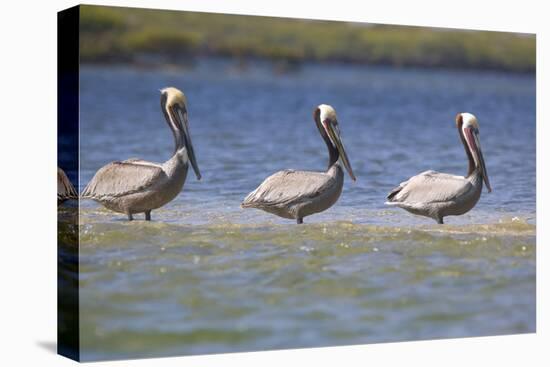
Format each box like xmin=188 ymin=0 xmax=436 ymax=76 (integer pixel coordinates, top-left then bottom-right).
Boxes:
xmin=386 ymin=170 xmax=482 ymax=223
xmin=81 ymin=151 xmax=188 ymax=216
xmin=241 ymin=163 xmax=344 ymax=221
xmin=57 ymin=167 xmax=78 ymax=206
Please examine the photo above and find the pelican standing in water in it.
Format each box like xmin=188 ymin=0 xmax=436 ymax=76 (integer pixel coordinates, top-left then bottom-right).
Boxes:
xmin=241 ymin=104 xmax=356 ymax=224
xmin=385 ymin=112 xmax=491 ymax=224
xmin=81 ymin=87 xmax=201 ymax=221
xmin=58 ymin=167 xmax=78 ymax=206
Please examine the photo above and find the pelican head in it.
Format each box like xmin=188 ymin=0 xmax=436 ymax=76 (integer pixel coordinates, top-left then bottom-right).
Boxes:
xmin=315 ymin=104 xmax=356 ymax=181
xmin=162 ymin=87 xmax=188 ymax=108
xmin=160 ymin=87 xmax=201 ymax=180
xmin=456 ymin=112 xmax=490 ymax=192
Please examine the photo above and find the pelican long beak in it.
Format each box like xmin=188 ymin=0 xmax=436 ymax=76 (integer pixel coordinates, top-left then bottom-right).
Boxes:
xmin=323 ymin=119 xmax=356 ymax=181
xmin=173 ymin=104 xmax=201 ymax=180
xmin=464 ymin=127 xmax=491 ymax=192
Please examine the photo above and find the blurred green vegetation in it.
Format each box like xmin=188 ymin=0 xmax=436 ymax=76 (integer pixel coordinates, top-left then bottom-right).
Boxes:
xmin=79 ymin=5 xmax=535 ymax=73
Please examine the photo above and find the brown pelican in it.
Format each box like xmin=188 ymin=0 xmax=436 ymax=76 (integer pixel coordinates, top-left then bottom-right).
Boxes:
xmin=81 ymin=87 xmax=201 ymax=221
xmin=386 ymin=112 xmax=491 ymax=224
xmin=58 ymin=167 xmax=78 ymax=206
xmin=241 ymin=104 xmax=356 ymax=224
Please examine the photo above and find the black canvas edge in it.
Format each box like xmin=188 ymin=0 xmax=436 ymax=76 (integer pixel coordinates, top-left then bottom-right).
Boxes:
xmin=57 ymin=4 xmax=80 ymax=362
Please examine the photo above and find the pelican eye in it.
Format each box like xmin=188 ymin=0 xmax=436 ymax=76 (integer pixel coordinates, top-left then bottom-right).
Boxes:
xmin=332 ymin=120 xmax=341 ymax=133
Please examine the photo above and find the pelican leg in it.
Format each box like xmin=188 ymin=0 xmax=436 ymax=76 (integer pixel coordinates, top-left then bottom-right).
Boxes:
xmin=436 ymin=217 xmax=444 ymax=224
xmin=145 ymin=210 xmax=151 ymax=221
xmin=297 ymin=217 xmax=303 ymax=224
xmin=127 ymin=213 xmax=134 ymax=221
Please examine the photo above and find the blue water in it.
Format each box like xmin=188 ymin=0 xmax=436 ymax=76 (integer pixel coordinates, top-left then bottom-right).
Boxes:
xmin=74 ymin=60 xmax=535 ymax=360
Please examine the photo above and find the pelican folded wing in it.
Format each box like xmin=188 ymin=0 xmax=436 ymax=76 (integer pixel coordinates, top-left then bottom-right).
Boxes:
xmin=82 ymin=161 xmax=167 ymax=199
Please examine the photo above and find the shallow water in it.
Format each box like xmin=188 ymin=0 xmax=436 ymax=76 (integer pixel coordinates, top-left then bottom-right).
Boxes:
xmin=75 ymin=60 xmax=536 ymax=360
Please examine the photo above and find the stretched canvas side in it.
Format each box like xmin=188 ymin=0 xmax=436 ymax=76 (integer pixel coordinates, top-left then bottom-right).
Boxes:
xmin=57 ymin=5 xmax=80 ymax=362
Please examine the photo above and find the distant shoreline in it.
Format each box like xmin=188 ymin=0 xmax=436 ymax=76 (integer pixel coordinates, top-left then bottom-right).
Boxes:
xmin=80 ymin=55 xmax=536 ymax=76
xmin=80 ymin=5 xmax=536 ymax=74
